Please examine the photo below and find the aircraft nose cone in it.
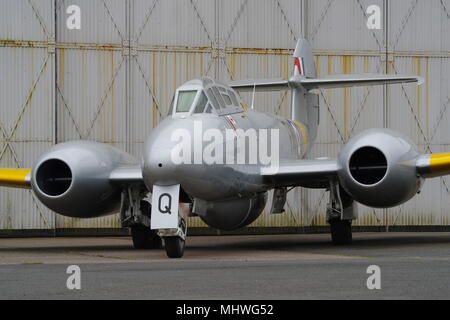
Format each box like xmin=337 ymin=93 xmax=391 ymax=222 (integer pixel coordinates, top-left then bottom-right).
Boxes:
xmin=142 ymin=115 xmax=228 ymax=197
xmin=142 ymin=118 xmax=186 ymax=188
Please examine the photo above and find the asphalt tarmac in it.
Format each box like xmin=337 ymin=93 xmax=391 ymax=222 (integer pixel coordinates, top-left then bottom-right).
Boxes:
xmin=0 ymin=232 xmax=450 ymax=299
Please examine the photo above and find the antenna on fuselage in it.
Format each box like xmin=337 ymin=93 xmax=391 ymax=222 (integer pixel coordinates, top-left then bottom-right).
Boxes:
xmin=250 ymin=83 xmax=256 ymax=109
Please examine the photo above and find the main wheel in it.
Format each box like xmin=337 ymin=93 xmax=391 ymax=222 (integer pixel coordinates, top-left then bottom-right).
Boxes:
xmin=164 ymin=237 xmax=185 ymax=258
xmin=329 ymin=219 xmax=352 ymax=245
xmin=131 ymin=225 xmax=162 ymax=249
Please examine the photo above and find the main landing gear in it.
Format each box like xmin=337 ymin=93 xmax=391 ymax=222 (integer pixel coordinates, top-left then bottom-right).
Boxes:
xmin=329 ymin=218 xmax=352 ymax=245
xmin=120 ymin=187 xmax=163 ymax=250
xmin=327 ymin=182 xmax=357 ymax=245
xmin=131 ymin=225 xmax=162 ymax=249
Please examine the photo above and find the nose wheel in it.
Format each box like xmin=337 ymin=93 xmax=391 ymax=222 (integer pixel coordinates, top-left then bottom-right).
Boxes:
xmin=162 ymin=218 xmax=187 ymax=258
xmin=164 ymin=237 xmax=186 ymax=258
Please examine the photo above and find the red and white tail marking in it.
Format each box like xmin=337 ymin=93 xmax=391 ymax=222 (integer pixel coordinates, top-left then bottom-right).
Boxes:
xmin=294 ymin=57 xmax=305 ymax=76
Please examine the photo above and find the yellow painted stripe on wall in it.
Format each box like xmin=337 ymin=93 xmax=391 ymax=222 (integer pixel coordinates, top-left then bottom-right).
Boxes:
xmin=429 ymin=153 xmax=450 ymax=175
xmin=0 ymin=168 xmax=32 ymax=188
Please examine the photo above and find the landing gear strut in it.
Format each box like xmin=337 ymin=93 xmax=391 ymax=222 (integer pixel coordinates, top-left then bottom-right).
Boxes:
xmin=327 ymin=182 xmax=357 ymax=245
xmin=120 ymin=187 xmax=162 ymax=250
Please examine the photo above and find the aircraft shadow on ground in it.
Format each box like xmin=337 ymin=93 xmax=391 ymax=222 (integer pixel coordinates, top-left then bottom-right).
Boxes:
xmin=2 ymin=233 xmax=450 ymax=253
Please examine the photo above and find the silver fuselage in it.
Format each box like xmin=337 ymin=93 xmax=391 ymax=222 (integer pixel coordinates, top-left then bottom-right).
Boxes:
xmin=143 ymin=109 xmax=308 ymax=230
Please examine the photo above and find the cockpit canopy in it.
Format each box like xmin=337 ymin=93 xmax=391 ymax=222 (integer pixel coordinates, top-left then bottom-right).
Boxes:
xmin=170 ymin=77 xmax=243 ymax=117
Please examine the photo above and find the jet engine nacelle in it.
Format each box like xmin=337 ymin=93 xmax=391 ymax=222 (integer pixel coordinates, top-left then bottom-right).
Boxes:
xmin=337 ymin=129 xmax=423 ymax=208
xmin=31 ymin=141 xmax=138 ymax=218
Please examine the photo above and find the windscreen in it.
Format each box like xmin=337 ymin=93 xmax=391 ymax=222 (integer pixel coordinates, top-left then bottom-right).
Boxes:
xmin=176 ymin=90 xmax=197 ymax=113
xmin=167 ymin=95 xmax=175 ymax=115
xmin=193 ymin=91 xmax=208 ymax=113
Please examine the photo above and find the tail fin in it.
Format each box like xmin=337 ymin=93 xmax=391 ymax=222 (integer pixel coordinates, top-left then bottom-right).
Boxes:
xmin=293 ymin=39 xmax=317 ymax=79
xmin=291 ymin=39 xmax=319 ymax=151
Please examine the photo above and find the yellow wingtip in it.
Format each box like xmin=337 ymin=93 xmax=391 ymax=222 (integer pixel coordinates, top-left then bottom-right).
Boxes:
xmin=0 ymin=168 xmax=32 ymax=189
xmin=428 ymin=153 xmax=450 ymax=177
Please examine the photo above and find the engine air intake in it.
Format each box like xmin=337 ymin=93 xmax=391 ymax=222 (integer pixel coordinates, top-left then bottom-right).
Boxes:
xmin=36 ymin=159 xmax=72 ymax=196
xmin=349 ymin=147 xmax=387 ymax=185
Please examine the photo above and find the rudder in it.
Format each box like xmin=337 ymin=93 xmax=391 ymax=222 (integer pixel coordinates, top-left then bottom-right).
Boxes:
xmin=291 ymin=39 xmax=319 ymax=152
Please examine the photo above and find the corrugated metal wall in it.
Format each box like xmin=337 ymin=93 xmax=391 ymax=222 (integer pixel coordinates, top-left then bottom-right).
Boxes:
xmin=0 ymin=0 xmax=449 ymax=232
xmin=0 ymin=0 xmax=56 ymax=231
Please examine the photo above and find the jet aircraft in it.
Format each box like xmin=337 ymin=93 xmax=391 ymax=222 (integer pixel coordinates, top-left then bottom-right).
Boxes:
xmin=1 ymin=39 xmax=448 ymax=258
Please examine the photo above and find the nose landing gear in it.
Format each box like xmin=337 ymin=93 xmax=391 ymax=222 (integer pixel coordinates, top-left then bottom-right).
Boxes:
xmin=160 ymin=217 xmax=187 ymax=258
xmin=150 ymin=184 xmax=189 ymax=258
xmin=164 ymin=237 xmax=185 ymax=258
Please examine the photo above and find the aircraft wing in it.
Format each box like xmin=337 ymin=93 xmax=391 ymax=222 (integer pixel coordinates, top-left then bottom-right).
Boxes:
xmin=262 ymin=152 xmax=450 ymax=189
xmin=0 ymin=168 xmax=32 ymax=189
xmin=416 ymin=153 xmax=450 ymax=178
xmin=261 ymin=159 xmax=338 ymax=188
xmin=1 ymin=152 xmax=449 ymax=192
xmin=0 ymin=166 xmax=144 ymax=190
xmin=229 ymin=74 xmax=422 ymax=92
xmin=108 ymin=165 xmax=144 ymax=184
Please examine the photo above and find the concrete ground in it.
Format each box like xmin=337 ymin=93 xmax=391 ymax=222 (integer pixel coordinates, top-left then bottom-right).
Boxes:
xmin=0 ymin=232 xmax=450 ymax=299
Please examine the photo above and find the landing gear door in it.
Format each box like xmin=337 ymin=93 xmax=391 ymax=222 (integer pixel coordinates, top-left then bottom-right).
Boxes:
xmin=150 ymin=185 xmax=180 ymax=230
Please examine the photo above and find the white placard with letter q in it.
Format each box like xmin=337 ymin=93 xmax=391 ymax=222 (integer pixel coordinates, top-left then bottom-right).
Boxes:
xmin=151 ymin=184 xmax=180 ymax=230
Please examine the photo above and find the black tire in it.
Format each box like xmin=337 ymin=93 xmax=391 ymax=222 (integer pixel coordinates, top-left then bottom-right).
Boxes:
xmin=330 ymin=219 xmax=352 ymax=245
xmin=131 ymin=225 xmax=162 ymax=249
xmin=164 ymin=237 xmax=185 ymax=258
xmin=140 ymin=200 xmax=151 ymax=218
